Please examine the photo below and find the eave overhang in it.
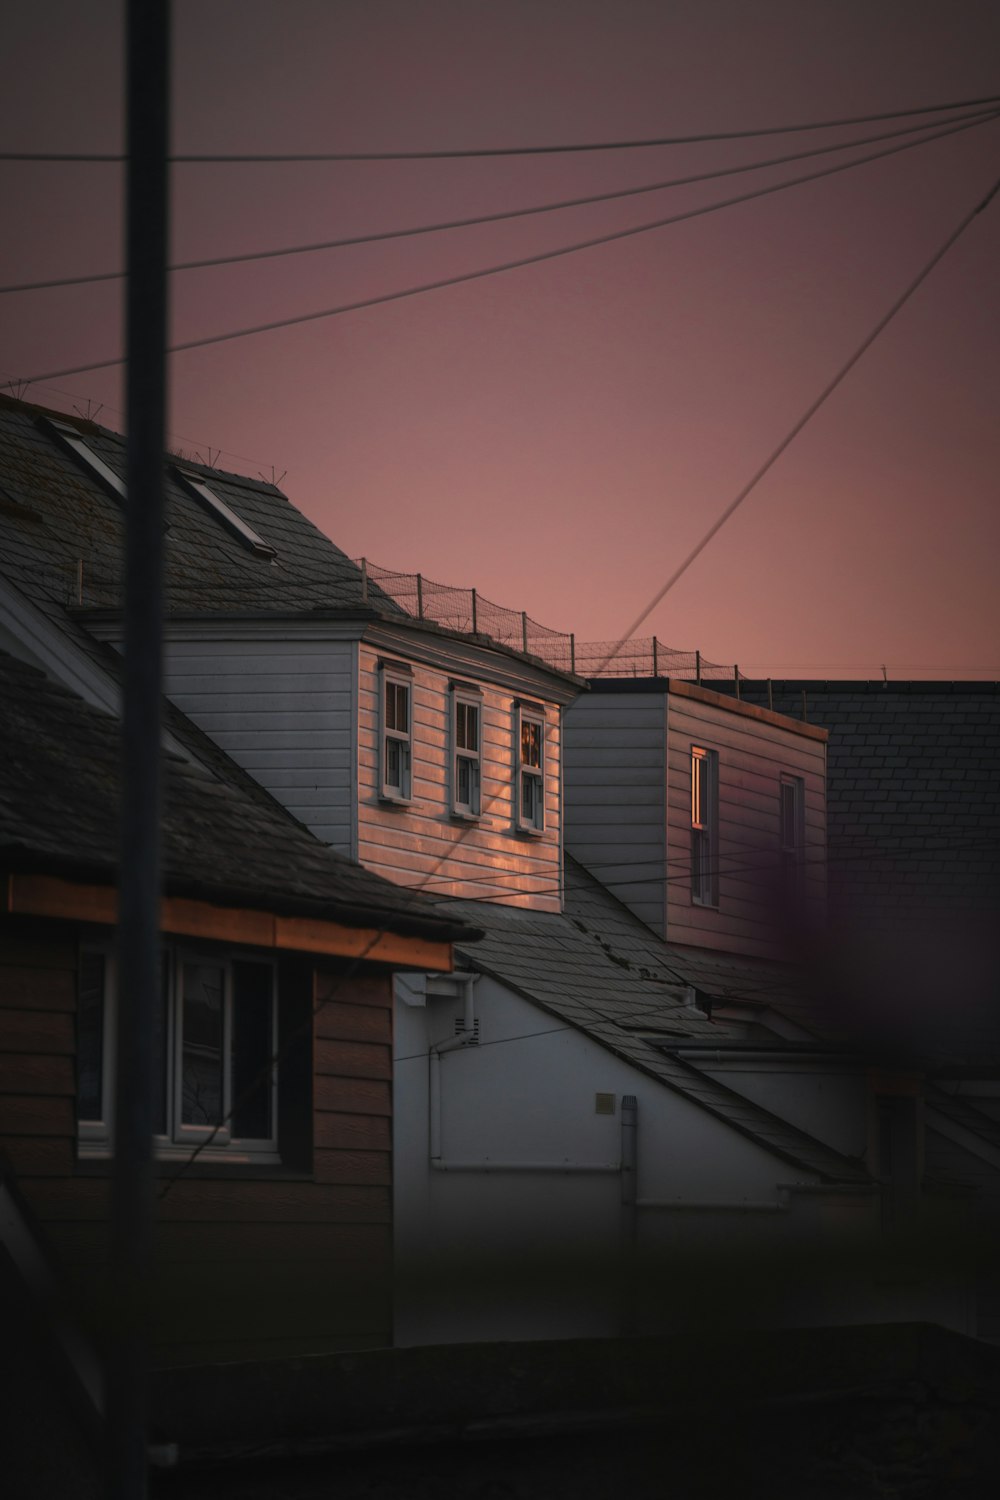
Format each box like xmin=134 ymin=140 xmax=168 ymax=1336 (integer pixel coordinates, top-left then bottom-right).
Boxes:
xmin=5 ymin=873 xmax=458 ymax=972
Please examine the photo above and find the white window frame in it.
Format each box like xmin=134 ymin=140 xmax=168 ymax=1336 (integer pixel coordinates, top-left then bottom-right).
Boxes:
xmin=379 ymin=663 xmax=413 ymax=803
xmin=77 ymin=945 xmax=279 ymax=1164
xmin=515 ymin=703 xmax=546 ymax=834
xmin=450 ymin=684 xmax=482 ymax=819
xmin=690 ymin=746 xmax=719 ymax=907
xmin=779 ymin=774 xmax=805 ymax=899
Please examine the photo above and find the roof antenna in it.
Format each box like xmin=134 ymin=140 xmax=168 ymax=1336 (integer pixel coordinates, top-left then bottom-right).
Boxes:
xmin=195 ymin=446 xmax=221 ymax=469
xmin=73 ymin=399 xmax=104 ymax=423
xmin=258 ymin=465 xmax=287 ymax=487
xmin=881 ymin=663 xmax=888 ymax=686
xmin=5 ymin=378 xmax=31 ymax=399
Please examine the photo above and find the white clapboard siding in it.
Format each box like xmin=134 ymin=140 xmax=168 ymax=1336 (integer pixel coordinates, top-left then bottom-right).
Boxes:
xmin=563 ymin=692 xmax=667 ymax=934
xmin=357 ymin=645 xmax=562 ymax=910
xmin=162 ymin=636 xmax=358 ymax=854
xmin=666 ymin=687 xmax=826 ymax=957
xmin=563 ymin=683 xmax=827 ymax=955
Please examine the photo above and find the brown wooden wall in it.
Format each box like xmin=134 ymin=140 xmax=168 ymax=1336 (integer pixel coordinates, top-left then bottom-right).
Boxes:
xmin=0 ymin=916 xmax=396 ymax=1367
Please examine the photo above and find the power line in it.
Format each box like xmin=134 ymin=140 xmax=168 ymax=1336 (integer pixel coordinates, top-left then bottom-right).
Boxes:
xmin=4 ymin=92 xmax=999 ymax=163
xmin=595 ymin=167 xmax=1000 ymax=672
xmin=5 ymin=107 xmax=996 ymax=297
xmin=15 ymin=108 xmax=997 ymax=390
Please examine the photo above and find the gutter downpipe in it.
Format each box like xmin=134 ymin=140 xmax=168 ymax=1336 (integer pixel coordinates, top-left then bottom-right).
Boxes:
xmin=620 ymin=1094 xmax=638 ymax=1336
xmin=429 ymin=974 xmax=478 ymax=1166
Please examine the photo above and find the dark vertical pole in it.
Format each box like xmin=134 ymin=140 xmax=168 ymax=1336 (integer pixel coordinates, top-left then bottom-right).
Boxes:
xmin=109 ymin=4 xmax=170 ymax=1498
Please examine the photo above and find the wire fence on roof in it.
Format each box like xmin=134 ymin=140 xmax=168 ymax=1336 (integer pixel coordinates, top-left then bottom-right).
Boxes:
xmin=356 ymin=560 xmax=735 ymax=680
xmin=15 ymin=549 xmax=735 ymax=681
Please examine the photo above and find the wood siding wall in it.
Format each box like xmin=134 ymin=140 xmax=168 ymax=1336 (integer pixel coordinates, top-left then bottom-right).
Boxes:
xmin=0 ymin=920 xmax=395 ymax=1366
xmin=563 ymin=686 xmax=826 ymax=957
xmin=162 ymin=635 xmax=357 ymax=854
xmin=357 ymin=644 xmax=563 ymax=910
xmin=666 ymin=690 xmax=826 ymax=958
xmin=562 ymin=692 xmax=667 ymax=934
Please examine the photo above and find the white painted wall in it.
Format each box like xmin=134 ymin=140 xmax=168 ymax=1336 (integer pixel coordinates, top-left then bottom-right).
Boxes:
xmin=393 ymin=974 xmax=842 ymax=1347
xmin=564 ymin=682 xmax=827 ymax=956
xmin=394 ymin=976 xmax=975 ymax=1346
xmin=358 ymin=644 xmax=563 ymax=908
xmin=161 ymin=633 xmax=358 ymax=852
xmin=698 ymin=1059 xmax=869 ymax=1159
xmin=562 ymin=691 xmax=667 ymax=933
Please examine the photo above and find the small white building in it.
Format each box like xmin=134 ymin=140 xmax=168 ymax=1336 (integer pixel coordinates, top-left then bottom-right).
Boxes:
xmin=392 ymin=857 xmax=978 ymax=1348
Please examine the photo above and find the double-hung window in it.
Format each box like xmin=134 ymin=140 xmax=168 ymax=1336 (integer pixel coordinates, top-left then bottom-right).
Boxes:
xmin=516 ymin=704 xmax=545 ymax=833
xmin=379 ymin=662 xmax=413 ymax=803
xmin=779 ymin=774 xmax=805 ymax=901
xmin=690 ymin=746 xmax=718 ymax=907
xmin=451 ymin=684 xmax=482 ymax=818
xmin=77 ymin=947 xmax=279 ymax=1162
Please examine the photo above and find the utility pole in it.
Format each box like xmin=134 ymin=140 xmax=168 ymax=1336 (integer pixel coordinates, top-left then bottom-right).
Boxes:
xmin=108 ymin=3 xmax=170 ymax=1496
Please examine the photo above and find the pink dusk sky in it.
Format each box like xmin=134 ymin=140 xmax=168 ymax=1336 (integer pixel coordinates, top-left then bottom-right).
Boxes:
xmin=2 ymin=1 xmax=998 ymax=678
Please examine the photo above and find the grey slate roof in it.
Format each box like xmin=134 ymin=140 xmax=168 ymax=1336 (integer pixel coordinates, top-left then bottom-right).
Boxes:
xmin=0 ymin=393 xmax=388 ymax=616
xmin=712 ymin=679 xmax=1000 ymax=924
xmin=0 ymin=651 xmax=477 ymax=943
xmin=444 ymin=856 xmax=870 ymax=1185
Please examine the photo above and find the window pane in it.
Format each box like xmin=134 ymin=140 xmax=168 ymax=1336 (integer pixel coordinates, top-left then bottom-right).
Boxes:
xmin=386 ymin=681 xmax=408 ymax=734
xmin=522 ymin=770 xmax=538 ymax=823
xmin=77 ymin=952 xmax=105 ymax=1122
xmin=232 ymin=962 xmax=274 ymax=1141
xmin=181 ymin=963 xmax=225 ymax=1126
xmin=457 ymin=754 xmax=478 ymax=809
xmin=691 ymin=754 xmax=703 ymax=828
xmin=386 ymin=735 xmax=402 ymax=790
xmin=457 ymin=702 xmax=478 ymax=752
xmin=780 ymin=780 xmax=798 ymax=848
xmin=521 ymin=719 xmax=541 ymax=767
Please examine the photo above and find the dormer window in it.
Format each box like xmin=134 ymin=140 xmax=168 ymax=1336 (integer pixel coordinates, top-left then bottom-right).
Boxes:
xmin=175 ymin=470 xmax=276 ymax=557
xmin=46 ymin=419 xmax=127 ymax=506
xmin=516 ymin=704 xmax=545 ymax=834
xmin=450 ymin=684 xmax=482 ymax=818
xmin=380 ymin=662 xmax=412 ymax=803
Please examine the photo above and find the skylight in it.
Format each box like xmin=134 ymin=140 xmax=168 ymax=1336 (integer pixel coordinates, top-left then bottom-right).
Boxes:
xmin=175 ymin=470 xmax=276 ymax=557
xmin=48 ymin=420 xmax=127 ymax=506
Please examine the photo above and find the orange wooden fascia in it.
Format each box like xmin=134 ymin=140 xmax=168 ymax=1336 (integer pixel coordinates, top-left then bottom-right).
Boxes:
xmin=4 ymin=873 xmax=454 ymax=972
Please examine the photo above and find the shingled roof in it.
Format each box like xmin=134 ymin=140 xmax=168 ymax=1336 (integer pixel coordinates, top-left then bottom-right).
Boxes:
xmin=0 ymin=393 xmax=389 ymax=617
xmin=711 ymin=679 xmax=1000 ymax=922
xmin=442 ymin=857 xmax=870 ymax=1186
xmin=0 ymin=652 xmax=476 ymax=943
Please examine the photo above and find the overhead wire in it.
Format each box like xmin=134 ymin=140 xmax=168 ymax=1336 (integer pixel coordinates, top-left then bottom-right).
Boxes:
xmin=593 ymin=165 xmax=1000 ymax=672
xmin=4 ymin=106 xmax=997 ymax=297
xmin=14 ymin=106 xmax=999 ymax=390
xmin=3 ymin=91 xmax=999 ymax=162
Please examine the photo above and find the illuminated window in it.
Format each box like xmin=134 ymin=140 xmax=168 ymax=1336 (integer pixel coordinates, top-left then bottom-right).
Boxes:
xmin=175 ymin=469 xmax=276 ymax=557
xmin=516 ymin=704 xmax=545 ymax=833
xmin=77 ymin=947 xmax=278 ymax=1162
xmin=780 ymin=775 xmax=805 ymax=900
xmin=451 ymin=685 xmax=482 ymax=817
xmin=380 ymin=663 xmax=412 ymax=802
xmin=691 ymin=746 xmax=718 ymax=907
